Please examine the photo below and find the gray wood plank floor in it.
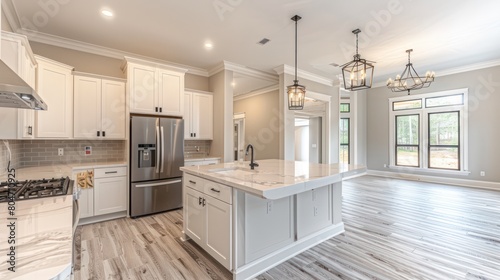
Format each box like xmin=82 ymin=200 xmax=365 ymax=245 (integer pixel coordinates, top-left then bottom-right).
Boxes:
xmin=73 ymin=176 xmax=500 ymax=280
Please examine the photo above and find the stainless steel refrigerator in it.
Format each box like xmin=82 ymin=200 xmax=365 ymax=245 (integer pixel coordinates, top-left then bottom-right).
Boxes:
xmin=130 ymin=115 xmax=184 ymax=218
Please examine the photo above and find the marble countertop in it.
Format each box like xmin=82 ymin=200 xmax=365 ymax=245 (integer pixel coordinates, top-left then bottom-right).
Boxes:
xmin=181 ymin=159 xmax=366 ymax=199
xmin=0 ymin=162 xmax=126 ymax=182
xmin=0 ymin=194 xmax=73 ymax=280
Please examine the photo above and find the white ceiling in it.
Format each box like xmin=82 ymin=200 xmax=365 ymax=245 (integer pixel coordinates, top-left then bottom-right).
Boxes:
xmin=4 ymin=0 xmax=500 ymax=88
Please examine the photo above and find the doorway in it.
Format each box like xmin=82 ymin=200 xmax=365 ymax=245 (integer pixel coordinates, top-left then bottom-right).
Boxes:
xmin=233 ymin=113 xmax=245 ymax=161
xmin=294 ymin=116 xmax=322 ymax=163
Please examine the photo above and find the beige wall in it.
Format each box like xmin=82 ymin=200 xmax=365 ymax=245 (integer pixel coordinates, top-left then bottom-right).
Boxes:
xmin=233 ymin=90 xmax=280 ymax=160
xmin=185 ymin=74 xmax=209 ymax=92
xmin=366 ymin=65 xmax=500 ymax=182
xmin=1 ymin=9 xmax=13 ymax=32
xmin=29 ymin=41 xmax=125 ymax=78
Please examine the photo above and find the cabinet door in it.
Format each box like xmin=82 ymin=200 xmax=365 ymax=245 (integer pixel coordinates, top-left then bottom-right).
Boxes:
xmin=36 ymin=58 xmax=73 ymax=138
xmin=101 ymin=80 xmax=126 ymax=139
xmin=184 ymin=92 xmax=193 ymax=139
xmin=192 ymin=93 xmax=213 ymax=139
xmin=185 ymin=187 xmax=205 ymax=244
xmin=17 ymin=109 xmax=34 ymax=139
xmin=79 ymin=188 xmax=94 ymax=219
xmin=158 ymin=69 xmax=184 ymax=116
xmin=129 ymin=63 xmax=156 ymax=114
xmin=205 ymin=196 xmax=232 ymax=270
xmin=94 ymin=176 xmax=127 ymax=216
xmin=296 ymin=186 xmax=332 ymax=239
xmin=74 ymin=76 xmax=102 ymax=139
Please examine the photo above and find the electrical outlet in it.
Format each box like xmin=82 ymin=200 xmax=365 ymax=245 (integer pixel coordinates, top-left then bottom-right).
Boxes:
xmin=314 ymin=207 xmax=318 ymax=216
xmin=58 ymin=148 xmax=64 ymax=156
xmin=480 ymin=171 xmax=485 ymax=176
xmin=267 ymin=201 xmax=272 ymax=214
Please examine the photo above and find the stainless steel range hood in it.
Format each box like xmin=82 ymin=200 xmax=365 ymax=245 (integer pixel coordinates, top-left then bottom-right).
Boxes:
xmin=0 ymin=60 xmax=47 ymax=110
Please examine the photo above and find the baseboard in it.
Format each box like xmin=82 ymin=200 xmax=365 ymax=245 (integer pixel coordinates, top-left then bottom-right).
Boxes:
xmin=366 ymin=169 xmax=500 ymax=191
xmin=78 ymin=211 xmax=127 ymax=226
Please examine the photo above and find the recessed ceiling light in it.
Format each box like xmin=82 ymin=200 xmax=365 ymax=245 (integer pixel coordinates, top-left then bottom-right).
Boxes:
xmin=101 ymin=9 xmax=114 ymax=17
xmin=204 ymin=42 xmax=213 ymax=50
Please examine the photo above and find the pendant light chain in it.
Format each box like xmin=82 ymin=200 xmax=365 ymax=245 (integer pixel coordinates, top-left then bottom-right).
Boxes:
xmin=294 ymin=16 xmax=298 ymax=83
xmin=287 ymin=15 xmax=306 ymax=110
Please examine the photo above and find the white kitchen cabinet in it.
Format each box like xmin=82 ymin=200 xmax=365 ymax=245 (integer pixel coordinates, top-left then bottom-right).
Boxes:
xmin=184 ymin=174 xmax=232 ymax=270
xmin=125 ymin=57 xmax=186 ymax=116
xmin=35 ymin=55 xmax=74 ymax=138
xmin=184 ymin=90 xmax=213 ymax=140
xmin=94 ymin=166 xmax=127 ymax=216
xmin=73 ymin=73 xmax=126 ymax=139
xmin=0 ymin=31 xmax=37 ymax=139
xmin=79 ymin=188 xmax=94 ymax=219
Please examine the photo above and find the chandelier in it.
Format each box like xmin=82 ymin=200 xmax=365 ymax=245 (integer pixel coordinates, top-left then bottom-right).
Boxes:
xmin=386 ymin=49 xmax=435 ymax=95
xmin=287 ymin=15 xmax=306 ymax=110
xmin=341 ymin=29 xmax=375 ymax=91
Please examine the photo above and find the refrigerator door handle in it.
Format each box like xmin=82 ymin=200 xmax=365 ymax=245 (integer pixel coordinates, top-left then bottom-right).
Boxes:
xmin=135 ymin=180 xmax=182 ymax=188
xmin=156 ymin=125 xmax=161 ymax=174
xmin=161 ymin=126 xmax=165 ymax=173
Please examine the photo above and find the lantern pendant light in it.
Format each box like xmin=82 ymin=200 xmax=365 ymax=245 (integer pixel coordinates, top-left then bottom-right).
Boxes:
xmin=341 ymin=29 xmax=375 ymax=91
xmin=287 ymin=15 xmax=306 ymax=110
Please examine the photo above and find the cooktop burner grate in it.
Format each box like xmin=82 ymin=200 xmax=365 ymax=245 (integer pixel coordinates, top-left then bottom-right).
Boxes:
xmin=0 ymin=177 xmax=71 ymax=202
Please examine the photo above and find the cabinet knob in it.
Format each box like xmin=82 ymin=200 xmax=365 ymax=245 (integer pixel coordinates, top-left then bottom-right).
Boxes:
xmin=198 ymin=197 xmax=203 ymax=205
xmin=97 ymin=131 xmax=100 ymax=137
xmin=28 ymin=126 xmax=32 ymax=135
xmin=202 ymin=198 xmax=206 ymax=206
xmin=102 ymin=131 xmax=106 ymax=137
xmin=155 ymin=107 xmax=158 ymax=112
xmin=159 ymin=107 xmax=163 ymax=113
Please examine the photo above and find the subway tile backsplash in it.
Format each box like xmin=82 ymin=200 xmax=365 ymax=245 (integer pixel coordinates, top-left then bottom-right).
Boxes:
xmin=0 ymin=139 xmax=126 ymax=173
xmin=184 ymin=140 xmax=212 ymax=159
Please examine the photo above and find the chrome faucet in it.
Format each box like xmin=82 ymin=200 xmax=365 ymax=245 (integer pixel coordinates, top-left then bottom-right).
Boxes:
xmin=245 ymin=144 xmax=259 ymax=170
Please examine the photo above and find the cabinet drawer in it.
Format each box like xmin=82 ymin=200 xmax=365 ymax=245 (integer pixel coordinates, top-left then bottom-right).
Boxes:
xmin=204 ymin=159 xmax=219 ymax=165
xmin=204 ymin=180 xmax=232 ymax=204
xmin=94 ymin=166 xmax=127 ymax=178
xmin=184 ymin=173 xmax=204 ymax=192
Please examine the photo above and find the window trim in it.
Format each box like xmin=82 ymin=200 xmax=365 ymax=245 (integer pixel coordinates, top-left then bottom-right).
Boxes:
xmin=395 ymin=114 xmax=420 ymax=167
xmin=388 ymin=88 xmax=469 ymax=174
xmin=427 ymin=111 xmax=460 ymax=171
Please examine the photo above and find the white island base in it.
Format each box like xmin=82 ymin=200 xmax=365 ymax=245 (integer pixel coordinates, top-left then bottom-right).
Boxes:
xmin=180 ymin=160 xmax=365 ymax=280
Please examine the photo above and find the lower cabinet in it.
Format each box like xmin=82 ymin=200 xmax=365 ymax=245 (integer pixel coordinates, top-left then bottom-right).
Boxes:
xmin=184 ymin=175 xmax=232 ymax=270
xmin=94 ymin=175 xmax=127 ymax=216
xmin=74 ymin=166 xmax=127 ymax=224
xmin=184 ymin=158 xmax=220 ymax=167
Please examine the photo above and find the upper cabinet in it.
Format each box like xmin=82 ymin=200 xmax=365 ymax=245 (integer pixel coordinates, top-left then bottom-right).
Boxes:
xmin=184 ymin=90 xmax=213 ymax=140
xmin=73 ymin=73 xmax=126 ymax=140
xmin=0 ymin=31 xmax=37 ymax=139
xmin=35 ymin=55 xmax=74 ymax=138
xmin=123 ymin=57 xmax=186 ymax=116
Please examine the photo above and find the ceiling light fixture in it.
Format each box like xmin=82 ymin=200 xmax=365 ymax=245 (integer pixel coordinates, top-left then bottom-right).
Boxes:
xmin=204 ymin=42 xmax=213 ymax=50
xmin=340 ymin=29 xmax=375 ymax=91
xmin=101 ymin=9 xmax=114 ymax=17
xmin=287 ymin=15 xmax=305 ymax=110
xmin=387 ymin=49 xmax=435 ymax=95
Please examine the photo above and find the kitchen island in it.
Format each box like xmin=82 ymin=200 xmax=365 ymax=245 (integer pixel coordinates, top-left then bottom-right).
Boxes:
xmin=180 ymin=159 xmax=365 ymax=280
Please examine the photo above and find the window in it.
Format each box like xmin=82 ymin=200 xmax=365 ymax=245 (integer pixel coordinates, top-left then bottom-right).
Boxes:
xmin=389 ymin=89 xmax=468 ymax=173
xmin=340 ymin=103 xmax=350 ymax=113
xmin=340 ymin=118 xmax=349 ymax=164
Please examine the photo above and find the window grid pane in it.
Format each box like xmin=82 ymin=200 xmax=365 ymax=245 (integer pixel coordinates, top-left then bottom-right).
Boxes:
xmin=393 ymin=99 xmax=422 ymax=111
xmin=340 ymin=118 xmax=350 ymax=164
xmin=428 ymin=111 xmax=460 ymax=170
xmin=426 ymin=94 xmax=464 ymax=108
xmin=395 ymin=114 xmax=420 ymax=167
xmin=340 ymin=103 xmax=350 ymax=113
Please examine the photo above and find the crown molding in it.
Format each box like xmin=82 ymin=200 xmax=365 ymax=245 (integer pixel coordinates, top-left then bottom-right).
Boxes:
xmin=72 ymin=71 xmax=126 ymax=82
xmin=34 ymin=54 xmax=74 ymax=70
xmin=13 ymin=28 xmax=209 ymax=77
xmin=122 ymin=56 xmax=188 ymax=73
xmin=233 ymin=84 xmax=279 ymax=101
xmin=2 ymin=0 xmax=22 ymax=32
xmin=208 ymin=60 xmax=278 ymax=82
xmin=273 ymin=65 xmax=334 ymax=86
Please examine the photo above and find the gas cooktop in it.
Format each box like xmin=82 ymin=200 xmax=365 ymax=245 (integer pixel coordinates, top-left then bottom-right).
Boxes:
xmin=0 ymin=177 xmax=72 ymax=203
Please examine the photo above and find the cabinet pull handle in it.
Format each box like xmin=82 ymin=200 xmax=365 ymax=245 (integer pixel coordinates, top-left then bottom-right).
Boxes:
xmin=97 ymin=131 xmax=100 ymax=137
xmin=105 ymin=171 xmax=118 ymax=174
xmin=210 ymin=188 xmax=220 ymax=193
xmin=198 ymin=197 xmax=203 ymax=205
xmin=208 ymin=163 xmax=216 ymax=165
xmin=194 ymin=133 xmax=196 ymax=137
xmin=155 ymin=107 xmax=158 ymax=112
xmin=202 ymin=198 xmax=206 ymax=206
xmin=160 ymin=107 xmax=163 ymax=113
xmin=28 ymin=126 xmax=32 ymax=135
xmin=103 ymin=131 xmax=106 ymax=137
xmin=189 ymin=180 xmax=196 ymax=184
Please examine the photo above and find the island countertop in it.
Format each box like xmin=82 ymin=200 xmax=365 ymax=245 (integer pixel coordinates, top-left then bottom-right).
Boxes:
xmin=180 ymin=159 xmax=366 ymax=199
